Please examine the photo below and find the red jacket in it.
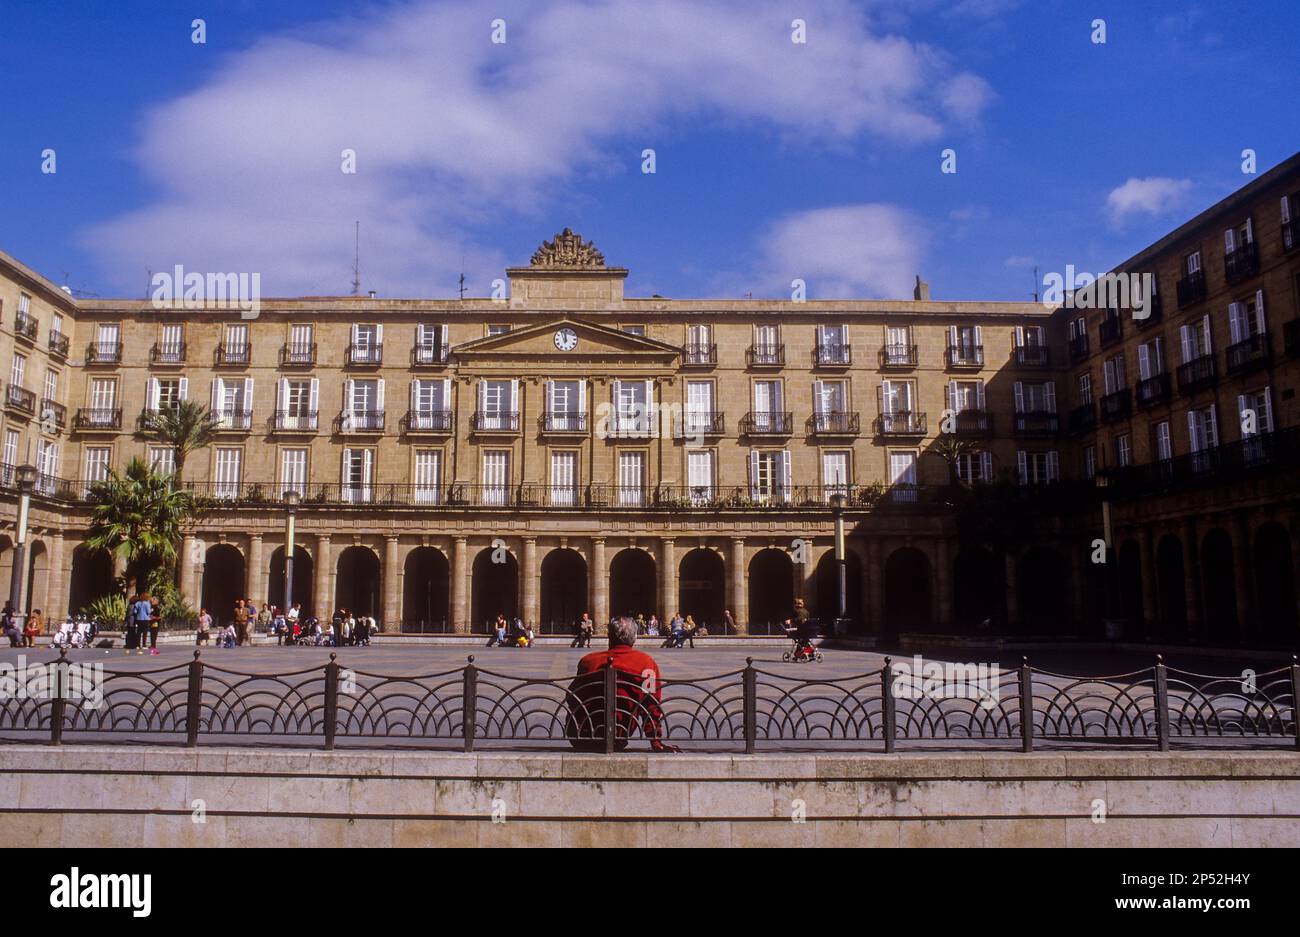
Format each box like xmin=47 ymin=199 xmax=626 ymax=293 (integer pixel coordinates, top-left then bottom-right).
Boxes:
xmin=569 ymin=645 xmax=666 ymax=749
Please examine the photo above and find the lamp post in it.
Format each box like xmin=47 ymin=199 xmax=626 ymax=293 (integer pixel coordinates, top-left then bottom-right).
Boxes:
xmin=830 ymin=492 xmax=847 ymax=633
xmin=8 ymin=464 xmax=38 ymax=631
xmin=283 ymin=490 xmax=300 ymax=618
xmin=1096 ymin=474 xmax=1121 ymax=640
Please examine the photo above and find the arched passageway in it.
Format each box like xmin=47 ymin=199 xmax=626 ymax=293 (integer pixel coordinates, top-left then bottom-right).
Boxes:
xmin=1156 ymin=535 xmax=1187 ymax=639
xmin=540 ymin=548 xmax=587 ymax=633
xmin=884 ymin=547 xmax=932 ymax=633
xmin=268 ymin=545 xmax=315 ymax=619
xmin=1200 ymin=529 xmax=1237 ymax=643
xmin=748 ymin=548 xmax=794 ymax=634
xmin=813 ymin=549 xmax=863 ymax=631
xmin=471 ymin=547 xmax=518 ymax=633
xmin=1254 ymin=523 xmax=1298 ymax=645
xmin=609 ymin=549 xmax=656 ymax=622
xmin=1019 ymin=547 xmax=1068 ymax=634
xmin=402 ymin=547 xmax=449 ymax=633
xmin=335 ymin=545 xmax=381 ymax=619
xmin=679 ymin=548 xmax=726 ymax=632
xmin=201 ymin=544 xmax=245 ymax=626
xmin=953 ymin=547 xmax=1001 ymax=633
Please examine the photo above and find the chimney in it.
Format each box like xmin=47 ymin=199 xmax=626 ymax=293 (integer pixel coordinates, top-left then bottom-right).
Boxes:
xmin=367 ymin=290 xmax=377 ymax=299
xmin=913 ymin=275 xmax=930 ymax=302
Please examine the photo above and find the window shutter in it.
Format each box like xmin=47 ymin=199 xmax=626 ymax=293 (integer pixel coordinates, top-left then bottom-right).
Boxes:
xmin=948 ymin=326 xmax=957 ymax=349
xmin=1014 ymin=326 xmax=1024 ymax=349
xmin=813 ymin=380 xmax=824 ymax=414
xmin=510 ymin=379 xmax=519 ymax=414
xmin=1224 ymin=227 xmax=1236 ymax=253
xmin=1283 ymin=196 xmax=1293 ymax=225
xmin=1187 ymin=411 xmax=1200 ymax=452
xmin=945 ymin=380 xmax=954 ymax=412
xmin=1138 ymin=344 xmax=1151 ymax=381
xmin=1045 ymin=381 xmax=1057 ymax=413
xmin=363 ymin=449 xmax=374 ymax=486
xmin=1237 ymin=394 xmax=1250 ymax=437
xmin=1228 ymin=303 xmax=1244 ymax=344
xmin=1202 ymin=315 xmax=1212 ymax=354
xmin=1207 ymin=404 xmax=1218 ymax=448
xmin=1180 ymin=325 xmax=1193 ymax=362
xmin=440 ymin=324 xmax=449 ymax=352
xmin=309 ymin=378 xmax=319 ymax=415
xmin=178 ymin=377 xmax=188 ymax=401
xmin=578 ymin=379 xmax=586 ymax=416
xmin=1255 ymin=289 xmax=1266 ymax=332
xmin=974 ymin=326 xmax=982 ymax=348
xmin=243 ymin=378 xmax=253 ymax=412
xmin=981 ymin=451 xmax=992 ymax=482
xmin=1016 ymin=450 xmax=1027 ymax=485
xmin=351 ymin=323 xmax=360 ymax=346
xmin=781 ymin=450 xmax=792 ymax=497
xmin=1047 ymin=451 xmax=1059 ymax=482
xmin=477 ymin=380 xmax=485 ymax=413
xmin=611 ymin=379 xmax=621 ymax=414
xmin=376 ymin=379 xmax=385 ymax=413
xmin=1262 ymin=386 xmax=1274 ymax=433
xmin=544 ymin=380 xmax=553 ymax=414
xmin=341 ymin=448 xmax=352 ymax=485
xmin=211 ymin=378 xmax=222 ymax=413
xmin=147 ymin=377 xmax=159 ymax=410
xmin=749 ymin=450 xmax=760 ymax=498
xmin=1245 ymin=217 xmax=1253 ymax=243
xmin=410 ymin=379 xmax=418 ymax=413
xmin=375 ymin=323 xmax=383 ymax=346
xmin=278 ymin=378 xmax=287 ymax=412
xmin=976 ymin=380 xmax=985 ymax=410
xmin=344 ymin=378 xmax=355 ymax=414
xmin=1013 ymin=380 xmax=1024 ymax=412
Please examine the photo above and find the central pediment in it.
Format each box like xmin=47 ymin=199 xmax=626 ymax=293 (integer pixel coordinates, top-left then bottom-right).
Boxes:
xmin=452 ymin=318 xmax=679 ymax=363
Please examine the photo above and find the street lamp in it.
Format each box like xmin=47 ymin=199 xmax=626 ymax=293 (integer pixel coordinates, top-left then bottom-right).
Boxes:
xmin=8 ymin=463 xmax=38 ymax=631
xmin=283 ymin=490 xmax=300 ymax=618
xmin=1095 ymin=474 xmax=1121 ymax=640
xmin=830 ymin=491 xmax=847 ymax=633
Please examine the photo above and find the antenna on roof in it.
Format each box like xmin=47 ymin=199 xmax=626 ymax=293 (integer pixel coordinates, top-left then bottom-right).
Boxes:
xmin=351 ymin=221 xmax=361 ymax=296
xmin=458 ymin=254 xmax=467 ymax=300
xmin=1032 ymin=265 xmax=1039 ymax=303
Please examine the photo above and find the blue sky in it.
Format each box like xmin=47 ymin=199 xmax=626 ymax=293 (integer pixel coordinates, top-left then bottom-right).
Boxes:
xmin=2 ymin=0 xmax=1297 ymax=302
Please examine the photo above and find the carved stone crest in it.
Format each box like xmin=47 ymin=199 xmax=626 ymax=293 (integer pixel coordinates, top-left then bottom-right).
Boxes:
xmin=531 ymin=228 xmax=606 ymax=268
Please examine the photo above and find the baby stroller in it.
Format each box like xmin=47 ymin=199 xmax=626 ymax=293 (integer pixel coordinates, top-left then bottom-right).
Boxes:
xmin=781 ymin=618 xmax=823 ymax=663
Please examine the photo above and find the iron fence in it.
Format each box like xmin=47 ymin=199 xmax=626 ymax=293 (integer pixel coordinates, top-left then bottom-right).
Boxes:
xmin=1 ymin=649 xmax=1295 ymax=753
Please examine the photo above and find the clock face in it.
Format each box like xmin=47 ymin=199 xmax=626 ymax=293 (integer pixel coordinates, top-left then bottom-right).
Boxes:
xmin=554 ymin=327 xmax=578 ymax=351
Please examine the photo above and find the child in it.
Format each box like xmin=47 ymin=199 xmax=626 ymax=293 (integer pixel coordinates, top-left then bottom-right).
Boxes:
xmin=219 ymin=623 xmax=237 ymax=648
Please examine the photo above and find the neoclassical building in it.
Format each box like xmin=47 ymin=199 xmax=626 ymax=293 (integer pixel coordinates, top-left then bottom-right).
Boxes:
xmin=1 ymin=159 xmax=1298 ymax=643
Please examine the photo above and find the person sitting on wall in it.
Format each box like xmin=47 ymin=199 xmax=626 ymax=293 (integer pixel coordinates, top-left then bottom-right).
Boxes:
xmin=566 ymin=616 xmax=674 ymax=752
xmin=571 ymin=612 xmax=594 ymax=649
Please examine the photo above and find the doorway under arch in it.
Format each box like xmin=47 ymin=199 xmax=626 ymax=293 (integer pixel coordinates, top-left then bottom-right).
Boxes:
xmin=748 ymin=548 xmax=794 ymax=634
xmin=884 ymin=547 xmax=932 ymax=633
xmin=609 ymin=548 xmax=656 ymax=621
xmin=403 ymin=546 xmax=450 ymax=633
xmin=540 ymin=548 xmax=587 ymax=633
xmin=335 ymin=545 xmax=381 ymax=619
xmin=679 ymin=548 xmax=726 ymax=632
xmin=201 ymin=544 xmax=246 ymax=626
xmin=471 ymin=547 xmax=518 ymax=633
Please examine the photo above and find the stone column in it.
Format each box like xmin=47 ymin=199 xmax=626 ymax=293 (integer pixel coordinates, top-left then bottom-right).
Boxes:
xmin=1071 ymin=540 xmax=1088 ymax=632
xmin=47 ymin=532 xmax=65 ymax=621
xmin=180 ymin=534 xmax=199 ymax=609
xmin=1231 ymin=513 xmax=1254 ymax=642
xmin=452 ymin=536 xmax=468 ymax=633
xmin=522 ymin=537 xmax=539 ymax=628
xmin=934 ymin=536 xmax=952 ymax=630
xmin=659 ymin=538 xmax=676 ymax=620
xmin=1137 ymin=525 xmax=1157 ymax=639
xmin=591 ymin=538 xmax=608 ymax=633
xmin=383 ymin=536 xmax=401 ymax=630
xmin=247 ymin=533 xmax=265 ymax=604
xmin=315 ymin=535 xmax=332 ymax=619
xmin=866 ymin=538 xmax=883 ymax=634
xmin=729 ymin=537 xmax=747 ymax=634
xmin=1182 ymin=518 xmax=1203 ymax=639
xmin=1004 ymin=549 xmax=1019 ymax=630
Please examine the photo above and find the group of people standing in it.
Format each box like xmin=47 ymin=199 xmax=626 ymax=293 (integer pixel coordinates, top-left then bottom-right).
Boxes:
xmin=123 ymin=594 xmax=162 ymax=654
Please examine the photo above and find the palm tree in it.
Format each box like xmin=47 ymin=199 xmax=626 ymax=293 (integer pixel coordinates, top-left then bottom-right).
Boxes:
xmin=84 ymin=457 xmax=198 ymax=593
xmin=139 ymin=399 xmax=218 ymax=483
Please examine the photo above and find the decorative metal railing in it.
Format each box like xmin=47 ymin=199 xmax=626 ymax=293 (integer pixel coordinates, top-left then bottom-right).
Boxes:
xmin=1 ymin=650 xmax=1294 ymax=753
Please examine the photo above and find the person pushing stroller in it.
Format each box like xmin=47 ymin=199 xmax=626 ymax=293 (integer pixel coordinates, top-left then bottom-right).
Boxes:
xmin=782 ymin=598 xmax=821 ymax=663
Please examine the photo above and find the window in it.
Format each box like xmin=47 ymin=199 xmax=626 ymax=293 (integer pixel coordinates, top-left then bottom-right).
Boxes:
xmin=148 ymin=446 xmax=176 ymax=476
xmin=344 ymin=378 xmax=384 ymax=430
xmin=617 ymin=451 xmax=646 ymax=506
xmin=148 ymin=377 xmax=186 ymax=412
xmin=1155 ymin=421 xmax=1173 ymax=462
xmin=18 ymin=293 xmax=30 ymax=315
xmin=884 ymin=325 xmax=912 ymax=364
xmin=342 ymin=448 xmax=374 ymax=503
xmin=1137 ymin=337 xmax=1164 ymax=379
xmin=1184 ymin=251 xmax=1202 ymax=276
xmin=211 ymin=377 xmax=253 ymax=428
xmin=814 ymin=379 xmax=847 ymax=414
xmin=1015 ymin=325 xmax=1045 ymax=348
xmin=476 ymin=379 xmax=517 ymax=430
xmin=1014 ymin=380 xmax=1056 ymax=412
xmin=888 ymin=450 xmax=918 ymax=501
xmin=213 ymin=448 xmax=242 ymax=499
xmin=948 ymin=325 xmax=982 ymax=364
xmin=822 ymin=450 xmax=851 ymax=497
xmin=280 ymin=448 xmax=308 ymax=497
xmin=82 ymin=446 xmax=110 ymax=485
xmin=411 ymin=378 xmax=451 ymax=429
xmin=33 ymin=440 xmax=56 ymax=493
xmin=1103 ymin=354 xmax=1127 ymax=394
xmin=1179 ymin=316 xmax=1213 ymax=361
xmin=11 ymin=353 xmax=25 ymax=388
xmin=350 ymin=324 xmax=382 ymax=363
xmin=686 ymin=324 xmax=713 ymax=363
xmin=948 ymin=379 xmax=983 ymax=412
xmin=482 ymin=450 xmax=510 ymax=505
xmin=158 ymin=323 xmax=184 ymax=361
xmin=1187 ymin=405 xmax=1218 ymax=474
xmin=622 ymin=325 xmax=646 ymax=336
xmin=684 ymin=381 xmax=714 ymax=435
xmin=277 ymin=378 xmax=319 ymax=429
xmin=1284 ymin=192 xmax=1298 ymax=251
xmin=1016 ymin=451 xmax=1059 ymax=485
xmin=487 ymin=324 xmax=510 ymax=336
xmin=415 ymin=324 xmax=448 ymax=363
xmin=224 ymin=323 xmax=248 ymax=353
xmin=749 ymin=450 xmax=791 ymax=503
xmin=1228 ymin=291 xmax=1267 ymax=344
xmin=43 ymin=369 xmax=58 ymax=403
xmin=3 ymin=430 xmax=18 ymax=471
xmin=51 ymin=313 xmax=63 ymax=337
xmin=1083 ymin=445 xmax=1096 ymax=480
xmin=90 ymin=378 xmax=116 ymax=410
xmin=817 ymin=324 xmax=849 ymax=364
xmin=1115 ymin=434 xmax=1132 ymax=467
xmin=1077 ymin=373 xmax=1092 ymax=405
xmin=546 ymin=379 xmax=584 ymax=431
xmin=549 ymin=450 xmax=578 ymax=506
xmin=687 ymin=450 xmax=714 ymax=504
xmin=1239 ymin=387 xmax=1273 ymax=465
xmin=955 ymin=451 xmax=994 ymax=485
xmin=612 ymin=379 xmax=651 ymax=435
xmin=288 ymin=324 xmax=314 ymax=361
xmin=414 ymin=450 xmax=441 ymax=505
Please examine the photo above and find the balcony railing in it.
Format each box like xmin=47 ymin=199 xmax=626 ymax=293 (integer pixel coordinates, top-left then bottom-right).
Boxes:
xmin=1223 ymin=239 xmax=1260 ymax=284
xmin=1226 ymin=334 xmax=1271 ymax=375
xmin=346 ymin=344 xmax=384 ymax=366
xmin=40 ymin=398 xmax=66 ymax=429
xmin=1013 ymin=345 xmax=1050 ymax=367
xmin=335 ymin=410 xmax=385 ymax=433
xmin=1100 ymin=388 xmax=1132 ymax=423
xmin=1014 ymin=410 xmax=1059 ymax=436
xmin=807 ymin=411 xmax=860 ymax=435
xmin=945 ymin=344 xmax=983 ymax=368
xmin=401 ymin=409 xmax=455 ymax=433
xmin=740 ymin=411 xmax=793 ymax=435
xmin=1135 ymin=292 xmax=1163 ymax=329
xmin=681 ymin=343 xmax=717 ymax=366
xmin=879 ymin=344 xmax=918 ymax=368
xmin=1068 ymin=335 xmax=1090 ymax=361
xmin=1176 ymin=269 xmax=1207 ymax=307
xmin=86 ymin=342 xmax=123 ymax=365
xmin=14 ymin=310 xmax=38 ymax=342
xmin=537 ymin=412 xmax=586 ymax=433
xmin=874 ymin=411 xmax=926 ymax=436
xmin=1068 ymin=403 xmax=1097 ymax=434
xmin=674 ymin=412 xmax=725 ymax=437
xmin=1285 ymin=320 xmax=1300 ymax=358
xmin=952 ymin=410 xmax=992 ymax=436
xmin=411 ymin=344 xmax=449 ymax=366
xmin=5 ymin=384 xmax=35 ymax=415
xmin=150 ymin=342 xmax=187 ymax=365
xmin=1135 ymin=373 xmax=1170 ymax=408
xmin=745 ymin=344 xmax=785 ymax=367
xmin=280 ymin=344 xmax=317 ymax=367
xmin=469 ymin=410 xmax=519 ymax=432
xmin=48 ymin=331 xmax=69 ymax=358
xmin=271 ymin=410 xmax=319 ymax=432
xmin=813 ymin=343 xmax=852 ymax=367
xmin=1098 ymin=315 xmax=1123 ymax=348
xmin=73 ymin=408 xmax=122 ymax=431
xmin=1105 ymin=427 xmax=1300 ymax=499
xmin=214 ymin=343 xmax=250 ymax=367
xmin=1176 ymin=354 xmax=1217 ymax=395
xmin=213 ymin=409 xmax=253 ymax=431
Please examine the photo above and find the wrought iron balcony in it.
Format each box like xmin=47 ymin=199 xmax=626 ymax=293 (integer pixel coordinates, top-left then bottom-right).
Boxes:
xmin=346 ymin=343 xmax=384 ymax=366
xmin=86 ymin=342 xmax=122 ymax=365
xmin=279 ymin=343 xmax=317 ymax=367
xmin=40 ymin=398 xmax=65 ymax=429
xmin=48 ymin=331 xmax=69 ymax=358
xmin=675 ymin=412 xmax=725 ymax=437
xmin=150 ymin=342 xmax=186 ymax=365
xmin=13 ymin=310 xmax=38 ymax=343
xmin=874 ymin=410 xmax=926 ymax=436
xmin=1013 ymin=345 xmax=1050 ymax=367
xmin=1104 ymin=427 xmax=1300 ymax=499
xmin=1068 ymin=334 xmax=1090 ymax=362
xmin=73 ymin=407 xmax=122 ymax=431
xmin=952 ymin=410 xmax=993 ymax=436
xmin=1225 ymin=334 xmax=1271 ymax=375
xmin=1099 ymin=389 xmax=1132 ymax=423
xmin=214 ymin=343 xmax=250 ymax=366
xmin=213 ymin=409 xmax=253 ymax=431
xmin=745 ymin=344 xmax=785 ymax=367
xmin=740 ymin=411 xmax=793 ymax=435
xmin=945 ymin=344 xmax=983 ymax=368
xmin=411 ymin=344 xmax=449 ymax=366
xmin=879 ymin=344 xmax=918 ymax=368
xmin=1176 ymin=354 xmax=1217 ymax=395
xmin=1135 ymin=291 xmax=1163 ymax=329
xmin=1068 ymin=403 xmax=1097 ymax=434
xmin=681 ymin=343 xmax=717 ymax=366
xmin=537 ymin=412 xmax=586 ymax=433
xmin=1223 ymin=239 xmax=1259 ymax=284
xmin=335 ymin=410 xmax=386 ymax=433
xmin=469 ymin=410 xmax=519 ymax=432
xmin=5 ymin=384 xmax=35 ymax=415
xmin=807 ymin=411 xmax=860 ymax=435
xmin=1176 ymin=269 xmax=1206 ymax=307
xmin=1014 ymin=410 xmax=1059 ymax=436
xmin=813 ymin=343 xmax=852 ymax=367
xmin=271 ymin=410 xmax=320 ymax=432
xmin=1135 ymin=373 xmax=1170 ymax=408
xmin=1098 ymin=315 xmax=1123 ymax=348
xmin=401 ymin=409 xmax=454 ymax=433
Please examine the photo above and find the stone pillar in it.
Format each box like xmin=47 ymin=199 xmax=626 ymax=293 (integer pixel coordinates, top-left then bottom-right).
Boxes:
xmin=867 ymin=538 xmax=883 ymax=634
xmin=522 ymin=538 xmax=539 ymax=628
xmin=729 ymin=537 xmax=747 ymax=634
xmin=452 ymin=536 xmax=468 ymax=633
xmin=1137 ymin=525 xmax=1157 ymax=639
xmin=47 ymin=532 xmax=65 ymax=621
xmin=659 ymin=538 xmax=676 ymax=621
xmin=247 ymin=533 xmax=265 ymax=604
xmin=934 ymin=536 xmax=952 ymax=630
xmin=315 ymin=535 xmax=332 ymax=619
xmin=383 ymin=536 xmax=401 ymax=630
xmin=591 ymin=538 xmax=608 ymax=633
xmin=1182 ymin=519 xmax=1203 ymax=639
xmin=1231 ymin=513 xmax=1254 ymax=643
xmin=1071 ymin=540 xmax=1088 ymax=632
xmin=180 ymin=534 xmax=199 ymax=610
xmin=1004 ymin=549 xmax=1019 ymax=630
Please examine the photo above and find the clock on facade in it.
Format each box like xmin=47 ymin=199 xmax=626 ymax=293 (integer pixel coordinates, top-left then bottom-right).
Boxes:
xmin=554 ymin=327 xmax=578 ymax=351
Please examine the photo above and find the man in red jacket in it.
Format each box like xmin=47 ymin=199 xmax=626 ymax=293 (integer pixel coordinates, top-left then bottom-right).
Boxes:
xmin=568 ymin=616 xmax=672 ymax=751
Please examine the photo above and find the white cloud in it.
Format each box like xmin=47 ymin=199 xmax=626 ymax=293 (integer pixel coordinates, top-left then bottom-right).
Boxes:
xmin=1105 ymin=176 xmax=1193 ymax=227
xmin=80 ymin=0 xmax=992 ymax=296
xmin=752 ymin=204 xmax=925 ymax=299
xmin=1003 ymin=255 xmax=1035 ymax=268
